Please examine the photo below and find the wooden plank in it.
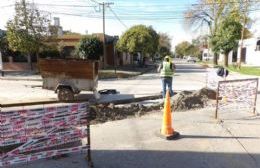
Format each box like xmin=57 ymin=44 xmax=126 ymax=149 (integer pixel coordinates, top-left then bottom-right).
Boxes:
xmin=38 ymin=59 xmax=98 ymax=79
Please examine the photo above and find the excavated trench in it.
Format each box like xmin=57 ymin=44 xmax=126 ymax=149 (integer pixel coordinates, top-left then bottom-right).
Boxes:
xmin=91 ymin=88 xmax=217 ymax=124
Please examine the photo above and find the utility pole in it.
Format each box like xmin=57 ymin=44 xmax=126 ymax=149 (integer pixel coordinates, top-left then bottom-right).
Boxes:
xmin=100 ymin=2 xmax=113 ymax=68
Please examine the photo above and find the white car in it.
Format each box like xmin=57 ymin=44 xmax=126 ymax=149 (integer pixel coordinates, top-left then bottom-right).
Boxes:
xmin=187 ymin=56 xmax=197 ymax=63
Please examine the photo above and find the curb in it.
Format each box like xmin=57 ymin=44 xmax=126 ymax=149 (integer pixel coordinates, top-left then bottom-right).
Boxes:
xmin=0 ymin=66 xmax=157 ymax=82
xmin=0 ymin=94 xmax=162 ymax=108
xmin=0 ymin=77 xmax=42 ymax=81
xmin=96 ymin=94 xmax=162 ymax=105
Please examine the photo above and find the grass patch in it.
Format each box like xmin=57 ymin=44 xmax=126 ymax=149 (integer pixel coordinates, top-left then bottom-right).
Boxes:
xmin=228 ymin=66 xmax=260 ymax=76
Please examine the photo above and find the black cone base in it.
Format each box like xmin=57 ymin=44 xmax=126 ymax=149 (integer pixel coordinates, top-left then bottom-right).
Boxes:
xmin=156 ymin=131 xmax=180 ymax=140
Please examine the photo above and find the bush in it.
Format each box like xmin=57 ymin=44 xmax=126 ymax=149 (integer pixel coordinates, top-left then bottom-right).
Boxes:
xmin=76 ymin=35 xmax=103 ymax=60
xmin=39 ymin=48 xmax=60 ymax=59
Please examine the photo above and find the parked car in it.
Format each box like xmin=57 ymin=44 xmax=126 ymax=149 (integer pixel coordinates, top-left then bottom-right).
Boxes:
xmin=187 ymin=56 xmax=197 ymax=63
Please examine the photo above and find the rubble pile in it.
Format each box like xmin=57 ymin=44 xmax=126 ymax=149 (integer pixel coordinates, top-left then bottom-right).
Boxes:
xmin=172 ymin=88 xmax=216 ymax=111
xmin=91 ymin=88 xmax=216 ymax=124
xmin=91 ymin=103 xmax=161 ymax=124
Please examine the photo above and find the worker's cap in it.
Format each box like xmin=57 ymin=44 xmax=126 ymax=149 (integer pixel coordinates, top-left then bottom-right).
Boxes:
xmin=164 ymin=55 xmax=172 ymax=61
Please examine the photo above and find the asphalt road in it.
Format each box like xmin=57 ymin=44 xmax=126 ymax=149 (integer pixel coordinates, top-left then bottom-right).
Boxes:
xmin=0 ymin=59 xmax=207 ymax=104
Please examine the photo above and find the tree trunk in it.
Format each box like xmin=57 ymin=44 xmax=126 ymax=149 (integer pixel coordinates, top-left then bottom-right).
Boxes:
xmin=213 ymin=52 xmax=218 ymax=66
xmin=27 ymin=54 xmax=33 ymax=71
xmin=224 ymin=53 xmax=228 ymax=67
xmin=36 ymin=52 xmax=40 ymax=72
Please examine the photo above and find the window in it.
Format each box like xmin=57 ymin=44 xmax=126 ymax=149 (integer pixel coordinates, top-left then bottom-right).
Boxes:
xmin=256 ymin=40 xmax=260 ymax=51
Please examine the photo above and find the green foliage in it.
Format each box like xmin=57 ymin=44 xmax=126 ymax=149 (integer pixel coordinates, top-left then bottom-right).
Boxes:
xmin=210 ymin=17 xmax=242 ymax=55
xmin=6 ymin=0 xmax=50 ymax=55
xmin=159 ymin=46 xmax=171 ymax=57
xmin=210 ymin=16 xmax=242 ymax=66
xmin=147 ymin=26 xmax=159 ymax=55
xmin=0 ymin=31 xmax=9 ymax=55
xmin=188 ymin=44 xmax=201 ymax=58
xmin=76 ymin=35 xmax=103 ymax=60
xmin=39 ymin=45 xmax=60 ymax=58
xmin=175 ymin=41 xmax=190 ymax=57
xmin=0 ymin=30 xmax=19 ymax=60
xmin=175 ymin=41 xmax=201 ymax=58
xmin=116 ymin=25 xmax=159 ymax=56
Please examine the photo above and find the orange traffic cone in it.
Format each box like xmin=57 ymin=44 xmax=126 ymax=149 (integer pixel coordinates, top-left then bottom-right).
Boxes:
xmin=160 ymin=90 xmax=180 ymax=140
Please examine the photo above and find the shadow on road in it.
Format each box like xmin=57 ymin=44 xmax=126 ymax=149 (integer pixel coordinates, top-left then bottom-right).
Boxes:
xmin=91 ymin=150 xmax=259 ymax=168
xmin=180 ymin=134 xmax=259 ymax=139
xmin=14 ymin=149 xmax=259 ymax=168
xmin=176 ymin=69 xmax=207 ymax=73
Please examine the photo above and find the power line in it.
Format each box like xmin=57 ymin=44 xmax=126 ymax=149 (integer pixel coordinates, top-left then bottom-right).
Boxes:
xmin=191 ymin=0 xmax=260 ymax=6
xmin=2 ymin=1 xmax=260 ymax=22
xmin=89 ymin=0 xmax=100 ymax=4
xmin=42 ymin=7 xmax=260 ymax=21
xmin=108 ymin=6 xmax=127 ymax=28
xmin=34 ymin=3 xmax=96 ymax=8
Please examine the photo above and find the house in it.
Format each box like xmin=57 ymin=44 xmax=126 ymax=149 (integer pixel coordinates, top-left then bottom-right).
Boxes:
xmin=48 ymin=33 xmax=119 ymax=68
xmin=217 ymin=36 xmax=260 ymax=66
xmin=236 ymin=37 xmax=260 ymax=66
xmin=202 ymin=49 xmax=214 ymax=61
xmin=216 ymin=22 xmax=260 ymax=66
xmin=45 ymin=18 xmax=120 ymax=67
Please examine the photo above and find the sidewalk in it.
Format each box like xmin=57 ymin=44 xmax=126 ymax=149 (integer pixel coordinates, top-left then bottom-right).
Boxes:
xmin=15 ymin=106 xmax=260 ymax=168
xmin=0 ymin=65 xmax=156 ymax=81
xmin=0 ymin=66 xmax=160 ymax=106
xmin=206 ymin=67 xmax=260 ymax=91
xmin=0 ymin=71 xmax=42 ymax=81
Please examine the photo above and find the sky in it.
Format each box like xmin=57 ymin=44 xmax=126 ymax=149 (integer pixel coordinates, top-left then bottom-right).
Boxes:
xmin=0 ymin=0 xmax=260 ymax=50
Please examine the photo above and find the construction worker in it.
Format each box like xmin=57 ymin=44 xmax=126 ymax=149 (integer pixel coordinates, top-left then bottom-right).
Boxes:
xmin=157 ymin=55 xmax=176 ymax=98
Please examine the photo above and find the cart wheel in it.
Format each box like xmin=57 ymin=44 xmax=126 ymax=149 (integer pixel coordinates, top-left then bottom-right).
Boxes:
xmin=58 ymin=88 xmax=74 ymax=101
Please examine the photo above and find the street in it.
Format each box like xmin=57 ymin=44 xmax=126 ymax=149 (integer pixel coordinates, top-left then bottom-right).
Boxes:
xmin=0 ymin=60 xmax=207 ymax=104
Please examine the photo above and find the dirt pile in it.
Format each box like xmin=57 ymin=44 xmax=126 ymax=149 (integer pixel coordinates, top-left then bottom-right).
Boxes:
xmin=91 ymin=103 xmax=161 ymax=124
xmin=172 ymin=88 xmax=216 ymax=111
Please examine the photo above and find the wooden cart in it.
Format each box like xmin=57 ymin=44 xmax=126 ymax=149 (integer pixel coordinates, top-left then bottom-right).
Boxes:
xmin=38 ymin=58 xmax=100 ymax=101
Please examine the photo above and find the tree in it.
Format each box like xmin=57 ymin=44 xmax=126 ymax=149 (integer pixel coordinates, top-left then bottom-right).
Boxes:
xmin=175 ymin=40 xmax=201 ymax=59
xmin=76 ymin=35 xmax=103 ymax=60
xmin=192 ymin=35 xmax=208 ymax=47
xmin=158 ymin=33 xmax=172 ymax=57
xmin=184 ymin=0 xmax=256 ymax=66
xmin=0 ymin=30 xmax=19 ymax=61
xmin=210 ymin=16 xmax=242 ymax=67
xmin=175 ymin=41 xmax=191 ymax=57
xmin=188 ymin=44 xmax=201 ymax=58
xmin=0 ymin=31 xmax=10 ymax=56
xmin=230 ymin=0 xmax=255 ymax=69
xmin=6 ymin=0 xmax=50 ymax=70
xmin=184 ymin=0 xmax=227 ymax=65
xmin=147 ymin=26 xmax=159 ymax=57
xmin=116 ymin=25 xmax=159 ymax=58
